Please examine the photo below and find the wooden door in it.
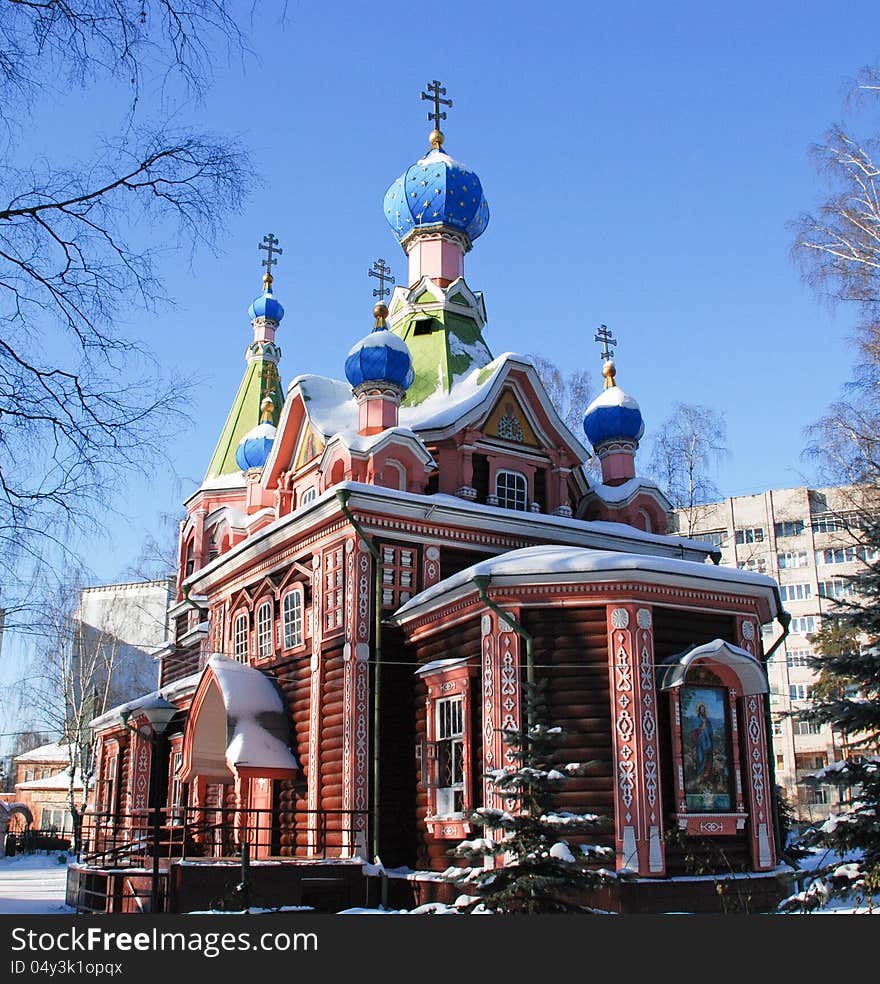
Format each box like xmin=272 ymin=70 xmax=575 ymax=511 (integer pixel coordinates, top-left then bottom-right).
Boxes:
xmin=249 ymin=777 xmax=273 ymax=859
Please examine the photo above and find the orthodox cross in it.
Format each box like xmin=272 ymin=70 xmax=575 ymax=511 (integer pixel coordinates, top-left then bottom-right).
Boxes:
xmin=421 ymin=79 xmax=452 ymax=128
xmin=594 ymin=324 xmax=617 ymax=362
xmin=369 ymin=258 xmax=395 ymax=302
xmin=259 ymin=233 xmax=283 ymax=288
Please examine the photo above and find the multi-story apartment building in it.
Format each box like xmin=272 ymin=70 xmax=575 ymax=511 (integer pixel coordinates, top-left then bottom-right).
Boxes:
xmin=675 ymin=485 xmax=871 ymax=822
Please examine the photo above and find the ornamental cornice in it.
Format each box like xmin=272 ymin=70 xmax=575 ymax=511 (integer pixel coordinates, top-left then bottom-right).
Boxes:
xmin=400 ymin=225 xmax=472 ymax=254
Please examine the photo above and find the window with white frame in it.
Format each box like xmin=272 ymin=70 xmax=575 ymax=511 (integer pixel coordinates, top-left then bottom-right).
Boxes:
xmin=300 ymin=487 xmax=317 ymax=506
xmin=790 ymin=684 xmax=813 ymax=701
xmin=787 ymin=649 xmax=811 ymax=668
xmin=282 ymin=589 xmax=304 ymax=649
xmin=40 ymin=808 xmax=72 ymax=833
xmin=818 ymin=579 xmax=855 ymax=599
xmin=495 ymin=470 xmax=527 ymax=511
xmin=324 ymin=546 xmax=344 ymax=631
xmin=435 ymin=695 xmax=465 ymax=815
xmin=737 ymin=556 xmax=767 ymax=573
xmin=772 ymin=719 xmax=784 ymax=738
xmin=233 ymin=612 xmax=249 ymax=662
xmin=779 ymin=582 xmax=812 ymax=602
xmin=774 ymin=520 xmax=804 ymax=538
xmin=793 ymin=720 xmax=822 ymax=736
xmin=169 ymin=751 xmax=183 ymax=824
xmin=778 ymin=550 xmax=809 ymax=569
xmin=381 ymin=545 xmax=415 ymax=609
xmin=790 ymin=616 xmax=818 ymax=636
xmin=735 ymin=527 xmax=764 ymax=544
xmin=256 ymin=600 xmax=273 ymax=659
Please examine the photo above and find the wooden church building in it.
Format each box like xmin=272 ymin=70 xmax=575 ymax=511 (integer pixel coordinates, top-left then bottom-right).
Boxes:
xmin=73 ymin=86 xmax=791 ymax=914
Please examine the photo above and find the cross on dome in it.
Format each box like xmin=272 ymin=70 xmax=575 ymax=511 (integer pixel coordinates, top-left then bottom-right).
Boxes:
xmin=368 ymin=258 xmax=395 ymax=302
xmin=421 ymin=79 xmax=452 ymax=149
xmin=258 ymin=232 xmax=283 ymax=290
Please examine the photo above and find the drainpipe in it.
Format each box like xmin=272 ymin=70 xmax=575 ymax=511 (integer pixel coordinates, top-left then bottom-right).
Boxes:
xmin=336 ymin=490 xmax=384 ymax=872
xmin=762 ymin=608 xmax=792 ymax=866
xmin=472 ymin=575 xmax=535 ymax=732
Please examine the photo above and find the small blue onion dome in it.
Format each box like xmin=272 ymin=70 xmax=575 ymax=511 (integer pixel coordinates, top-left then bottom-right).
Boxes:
xmin=384 ymin=148 xmax=489 ymax=245
xmin=248 ymin=288 xmax=285 ymax=323
xmin=583 ymin=384 xmax=645 ymax=449
xmin=235 ymin=422 xmax=276 ymax=470
xmin=345 ymin=323 xmax=415 ymax=391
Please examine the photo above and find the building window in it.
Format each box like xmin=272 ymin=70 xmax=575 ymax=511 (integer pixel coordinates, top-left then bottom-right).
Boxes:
xmin=779 ymin=582 xmax=812 ymax=602
xmin=169 ymin=751 xmax=183 ymax=824
xmin=786 ymin=649 xmax=811 ymax=668
xmin=774 ymin=520 xmax=804 ymax=538
xmin=776 ymin=754 xmax=785 ymax=772
xmin=233 ymin=612 xmax=249 ymax=662
xmin=495 ymin=470 xmax=528 ymax=511
xmin=817 ymin=545 xmax=879 ymax=566
xmin=735 ymin=527 xmax=764 ymax=544
xmin=790 ymin=616 xmax=818 ymax=636
xmin=435 ymin=695 xmax=465 ymax=816
xmin=778 ymin=550 xmax=809 ymax=569
xmin=256 ymin=600 xmax=273 ymax=659
xmin=737 ymin=556 xmax=767 ymax=573
xmin=185 ymin=537 xmax=196 ymax=577
xmin=282 ymin=589 xmax=304 ymax=649
xmin=795 ymin=753 xmax=827 ymax=772
xmin=40 ymin=808 xmax=72 ymax=833
xmin=790 ymin=684 xmax=813 ymax=701
xmin=101 ymin=752 xmax=119 ymax=817
xmin=793 ymin=720 xmax=822 ymax=736
xmin=324 ymin=546 xmax=344 ymax=632
xmin=818 ymin=579 xmax=855 ymax=599
xmin=381 ymin=545 xmax=415 ymax=609
xmin=702 ymin=530 xmax=726 ymax=548
xmin=772 ymin=719 xmax=784 ymax=738
xmin=803 ymin=785 xmax=830 ymax=805
xmin=300 ymin=487 xmax=317 ymax=506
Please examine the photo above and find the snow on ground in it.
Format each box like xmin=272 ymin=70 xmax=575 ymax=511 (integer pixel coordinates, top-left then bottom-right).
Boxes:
xmin=0 ymin=852 xmax=74 ymax=914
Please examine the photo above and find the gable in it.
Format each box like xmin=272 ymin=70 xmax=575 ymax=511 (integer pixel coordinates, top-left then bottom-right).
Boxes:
xmin=483 ymin=389 xmax=540 ymax=448
xmin=294 ymin=425 xmax=324 ymax=470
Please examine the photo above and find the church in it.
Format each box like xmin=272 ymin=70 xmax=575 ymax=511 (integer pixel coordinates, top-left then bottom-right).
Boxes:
xmin=71 ymin=83 xmax=791 ymax=914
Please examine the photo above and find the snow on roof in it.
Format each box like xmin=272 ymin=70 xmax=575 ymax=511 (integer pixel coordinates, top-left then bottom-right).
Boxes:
xmin=13 ymin=742 xmax=70 ymax=764
xmin=17 ymin=769 xmax=84 ymax=792
xmin=394 ymin=543 xmax=780 ymax=619
xmin=207 ymin=654 xmax=298 ymax=772
xmin=587 ymin=476 xmax=665 ymax=505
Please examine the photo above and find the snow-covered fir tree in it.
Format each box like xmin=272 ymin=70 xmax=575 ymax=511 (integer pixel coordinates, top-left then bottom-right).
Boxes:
xmin=783 ymin=516 xmax=880 ymax=910
xmin=448 ymin=684 xmax=619 ymax=913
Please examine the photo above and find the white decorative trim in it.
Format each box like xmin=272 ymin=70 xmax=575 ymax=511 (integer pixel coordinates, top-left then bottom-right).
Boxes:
xmin=611 ymin=608 xmax=630 ymax=629
xmin=636 ymin=608 xmax=652 ymax=629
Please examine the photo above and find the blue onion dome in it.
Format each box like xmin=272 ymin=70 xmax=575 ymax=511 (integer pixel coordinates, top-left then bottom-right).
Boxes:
xmin=384 ymin=146 xmax=490 ymax=245
xmin=248 ymin=286 xmax=285 ymax=323
xmin=235 ymin=421 xmax=276 ymax=470
xmin=345 ymin=303 xmax=415 ymax=391
xmin=583 ymin=362 xmax=645 ymax=448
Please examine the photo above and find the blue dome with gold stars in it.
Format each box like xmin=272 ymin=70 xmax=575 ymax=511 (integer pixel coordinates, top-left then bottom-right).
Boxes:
xmin=384 ymin=148 xmax=489 ymax=245
xmin=248 ymin=288 xmax=285 ymax=323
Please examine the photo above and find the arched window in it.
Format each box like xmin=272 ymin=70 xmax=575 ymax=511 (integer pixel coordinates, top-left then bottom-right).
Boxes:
xmin=233 ymin=612 xmax=249 ymax=663
xmin=184 ymin=536 xmax=196 ymax=577
xmin=256 ymin=600 xmax=273 ymax=659
xmin=300 ymin=487 xmax=317 ymax=506
xmin=495 ymin=470 xmax=527 ymax=511
xmin=282 ymin=588 xmax=304 ymax=649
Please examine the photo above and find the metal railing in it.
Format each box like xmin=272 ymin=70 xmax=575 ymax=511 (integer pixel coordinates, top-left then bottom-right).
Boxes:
xmin=78 ymin=804 xmax=367 ymax=868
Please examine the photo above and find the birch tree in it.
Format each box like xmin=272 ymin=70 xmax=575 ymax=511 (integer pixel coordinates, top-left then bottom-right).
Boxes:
xmin=648 ymin=402 xmax=727 ymax=536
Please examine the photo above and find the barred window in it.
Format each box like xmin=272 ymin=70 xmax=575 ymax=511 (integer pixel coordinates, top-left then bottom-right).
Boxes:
xmin=282 ymin=589 xmax=304 ymax=649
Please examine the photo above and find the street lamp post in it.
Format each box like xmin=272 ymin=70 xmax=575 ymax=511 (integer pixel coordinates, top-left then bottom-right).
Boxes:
xmin=121 ymin=696 xmax=179 ymax=914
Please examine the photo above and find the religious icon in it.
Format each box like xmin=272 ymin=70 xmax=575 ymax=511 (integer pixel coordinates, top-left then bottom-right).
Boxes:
xmin=681 ymin=686 xmax=732 ymax=812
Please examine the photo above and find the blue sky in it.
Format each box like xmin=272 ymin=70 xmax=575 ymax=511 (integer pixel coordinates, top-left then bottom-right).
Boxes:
xmin=13 ymin=0 xmax=880 ymax=585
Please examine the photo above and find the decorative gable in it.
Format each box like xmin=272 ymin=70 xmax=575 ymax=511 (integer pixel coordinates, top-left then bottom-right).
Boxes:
xmin=294 ymin=425 xmax=324 ymax=470
xmin=484 ymin=390 xmax=539 ymax=448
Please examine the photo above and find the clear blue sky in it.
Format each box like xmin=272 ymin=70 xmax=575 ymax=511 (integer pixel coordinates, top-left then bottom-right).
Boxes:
xmin=15 ymin=0 xmax=880 ymax=583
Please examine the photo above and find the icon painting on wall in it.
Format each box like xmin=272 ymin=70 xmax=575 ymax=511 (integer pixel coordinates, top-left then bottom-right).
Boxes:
xmin=681 ymin=685 xmax=732 ymax=812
